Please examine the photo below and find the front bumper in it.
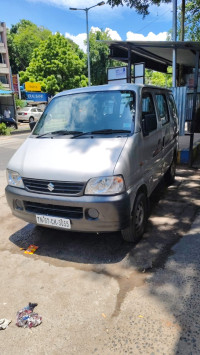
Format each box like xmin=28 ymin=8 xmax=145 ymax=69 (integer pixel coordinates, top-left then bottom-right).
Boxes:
xmin=5 ymin=185 xmax=131 ymax=233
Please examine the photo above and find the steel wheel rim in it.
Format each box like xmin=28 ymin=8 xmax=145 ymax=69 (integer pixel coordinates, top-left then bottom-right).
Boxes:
xmin=135 ymin=201 xmax=144 ymax=231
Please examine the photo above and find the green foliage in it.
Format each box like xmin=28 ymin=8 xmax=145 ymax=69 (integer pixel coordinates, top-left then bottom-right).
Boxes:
xmin=20 ymin=33 xmax=87 ymax=95
xmin=184 ymin=0 xmax=200 ymax=40
xmin=0 ymin=82 xmax=4 ymax=90
xmin=0 ymin=123 xmax=11 ymax=135
xmin=88 ymin=29 xmax=122 ymax=85
xmin=15 ymin=97 xmax=26 ymax=108
xmin=106 ymin=0 xmax=172 ymax=17
xmin=7 ymin=19 xmax=51 ymax=73
xmin=145 ymin=67 xmax=172 ymax=88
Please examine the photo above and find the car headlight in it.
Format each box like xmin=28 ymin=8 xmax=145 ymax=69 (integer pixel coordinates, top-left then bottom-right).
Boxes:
xmin=6 ymin=170 xmax=24 ymax=188
xmin=85 ymin=175 xmax=125 ymax=195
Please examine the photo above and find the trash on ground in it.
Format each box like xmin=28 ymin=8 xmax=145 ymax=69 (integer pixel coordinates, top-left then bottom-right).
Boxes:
xmin=138 ymin=315 xmax=144 ymax=318
xmin=0 ymin=319 xmax=11 ymax=330
xmin=24 ymin=245 xmax=38 ymax=255
xmin=102 ymin=313 xmax=106 ymax=318
xmin=16 ymin=303 xmax=42 ymax=328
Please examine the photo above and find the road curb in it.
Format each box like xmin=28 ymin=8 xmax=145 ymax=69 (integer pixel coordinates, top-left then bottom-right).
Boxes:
xmin=177 ymin=140 xmax=200 ymax=164
xmin=11 ymin=129 xmax=30 ymax=135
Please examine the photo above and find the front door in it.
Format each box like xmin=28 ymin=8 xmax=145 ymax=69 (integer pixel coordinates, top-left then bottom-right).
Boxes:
xmin=154 ymin=92 xmax=175 ymax=173
xmin=141 ymin=90 xmax=163 ymax=192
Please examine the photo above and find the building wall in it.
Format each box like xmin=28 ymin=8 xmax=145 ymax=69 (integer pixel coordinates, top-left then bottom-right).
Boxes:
xmin=0 ymin=22 xmax=11 ymax=89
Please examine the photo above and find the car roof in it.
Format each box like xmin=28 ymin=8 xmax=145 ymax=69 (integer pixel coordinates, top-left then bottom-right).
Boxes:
xmin=55 ymin=83 xmax=171 ymax=98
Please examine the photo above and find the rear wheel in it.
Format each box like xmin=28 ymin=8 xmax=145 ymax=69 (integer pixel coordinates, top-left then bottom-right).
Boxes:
xmin=165 ymin=156 xmax=176 ymax=185
xmin=121 ymin=192 xmax=147 ymax=243
xmin=29 ymin=116 xmax=34 ymax=123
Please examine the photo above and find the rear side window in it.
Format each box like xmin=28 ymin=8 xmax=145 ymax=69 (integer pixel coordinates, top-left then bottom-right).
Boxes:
xmin=142 ymin=92 xmax=157 ymax=133
xmin=142 ymin=93 xmax=156 ymax=115
xmin=155 ymin=94 xmax=169 ymax=125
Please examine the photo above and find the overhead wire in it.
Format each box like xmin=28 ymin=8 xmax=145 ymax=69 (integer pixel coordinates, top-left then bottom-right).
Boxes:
xmin=134 ymin=7 xmax=172 ymax=34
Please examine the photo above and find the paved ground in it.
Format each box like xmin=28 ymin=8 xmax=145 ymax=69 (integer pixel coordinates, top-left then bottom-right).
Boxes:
xmin=1 ymin=133 xmax=200 ymax=354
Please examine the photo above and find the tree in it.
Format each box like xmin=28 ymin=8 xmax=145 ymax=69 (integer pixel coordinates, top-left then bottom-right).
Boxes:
xmin=20 ymin=33 xmax=87 ymax=95
xmin=88 ymin=29 xmax=122 ymax=85
xmin=145 ymin=67 xmax=172 ymax=87
xmin=106 ymin=0 xmax=171 ymax=17
xmin=183 ymin=0 xmax=200 ymax=40
xmin=7 ymin=19 xmax=51 ymax=73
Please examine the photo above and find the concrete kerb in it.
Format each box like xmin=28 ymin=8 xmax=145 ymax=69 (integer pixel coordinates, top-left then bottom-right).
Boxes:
xmin=11 ymin=128 xmax=30 ymax=135
xmin=178 ymin=134 xmax=200 ymax=164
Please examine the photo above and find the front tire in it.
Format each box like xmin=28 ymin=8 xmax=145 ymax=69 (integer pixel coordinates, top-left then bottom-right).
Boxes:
xmin=121 ymin=192 xmax=147 ymax=243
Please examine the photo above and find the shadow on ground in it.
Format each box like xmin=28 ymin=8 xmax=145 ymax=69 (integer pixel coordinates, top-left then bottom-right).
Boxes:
xmin=8 ymin=167 xmax=200 ymax=352
xmin=9 ymin=167 xmax=200 ymax=270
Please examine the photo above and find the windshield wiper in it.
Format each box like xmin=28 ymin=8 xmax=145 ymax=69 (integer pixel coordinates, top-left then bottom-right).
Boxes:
xmin=35 ymin=130 xmax=83 ymax=138
xmin=71 ymin=129 xmax=131 ymax=138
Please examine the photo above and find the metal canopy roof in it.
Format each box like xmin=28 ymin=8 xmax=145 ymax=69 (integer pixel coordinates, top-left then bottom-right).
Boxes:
xmin=0 ymin=90 xmax=13 ymax=95
xmin=104 ymin=41 xmax=200 ymax=73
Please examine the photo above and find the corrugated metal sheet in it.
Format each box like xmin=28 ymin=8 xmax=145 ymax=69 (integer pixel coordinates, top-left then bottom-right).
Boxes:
xmin=186 ymin=93 xmax=200 ymax=121
xmin=172 ymin=87 xmax=200 ymax=135
xmin=172 ymin=86 xmax=187 ymax=136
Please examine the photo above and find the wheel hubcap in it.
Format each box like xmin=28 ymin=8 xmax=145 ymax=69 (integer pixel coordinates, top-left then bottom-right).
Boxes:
xmin=135 ymin=202 xmax=144 ymax=231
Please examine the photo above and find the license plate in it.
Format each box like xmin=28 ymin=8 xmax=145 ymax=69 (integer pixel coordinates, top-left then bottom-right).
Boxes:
xmin=36 ymin=214 xmax=71 ymax=229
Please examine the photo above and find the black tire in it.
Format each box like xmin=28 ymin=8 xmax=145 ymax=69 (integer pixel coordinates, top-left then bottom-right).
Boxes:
xmin=29 ymin=116 xmax=34 ymax=123
xmin=121 ymin=192 xmax=147 ymax=243
xmin=165 ymin=156 xmax=176 ymax=185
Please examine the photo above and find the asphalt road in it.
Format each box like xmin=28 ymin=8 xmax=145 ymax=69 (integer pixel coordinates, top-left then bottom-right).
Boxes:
xmin=0 ymin=133 xmax=200 ymax=354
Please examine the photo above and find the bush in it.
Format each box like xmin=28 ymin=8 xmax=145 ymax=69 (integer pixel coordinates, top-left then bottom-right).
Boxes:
xmin=15 ymin=98 xmax=27 ymax=108
xmin=0 ymin=123 xmax=11 ymax=135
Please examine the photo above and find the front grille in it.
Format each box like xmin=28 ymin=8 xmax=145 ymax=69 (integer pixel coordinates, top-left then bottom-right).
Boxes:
xmin=23 ymin=178 xmax=85 ymax=196
xmin=24 ymin=201 xmax=83 ymax=219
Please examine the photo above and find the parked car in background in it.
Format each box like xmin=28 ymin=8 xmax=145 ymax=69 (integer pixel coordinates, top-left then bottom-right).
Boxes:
xmin=0 ymin=114 xmax=18 ymax=129
xmin=17 ymin=107 xmax=43 ymax=124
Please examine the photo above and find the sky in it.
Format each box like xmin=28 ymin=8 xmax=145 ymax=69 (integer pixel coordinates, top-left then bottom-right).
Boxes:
xmin=1 ymin=0 xmax=178 ymax=52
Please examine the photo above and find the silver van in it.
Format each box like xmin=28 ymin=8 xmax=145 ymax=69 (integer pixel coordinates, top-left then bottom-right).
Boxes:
xmin=5 ymin=84 xmax=178 ymax=242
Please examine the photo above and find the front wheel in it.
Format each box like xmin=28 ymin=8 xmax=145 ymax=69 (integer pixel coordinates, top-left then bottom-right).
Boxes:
xmin=121 ymin=192 xmax=147 ymax=243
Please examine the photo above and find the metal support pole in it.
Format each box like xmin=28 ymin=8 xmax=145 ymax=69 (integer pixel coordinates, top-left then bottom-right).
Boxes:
xmin=69 ymin=3 xmax=105 ymax=87
xmin=172 ymin=49 xmax=177 ymax=87
xmin=86 ymin=9 xmax=91 ymax=86
xmin=172 ymin=0 xmax=177 ymax=87
xmin=189 ymin=50 xmax=200 ymax=167
xmin=127 ymin=46 xmax=131 ymax=83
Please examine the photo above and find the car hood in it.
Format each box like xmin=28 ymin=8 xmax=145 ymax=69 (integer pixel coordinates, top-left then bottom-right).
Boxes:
xmin=7 ymin=136 xmax=128 ymax=182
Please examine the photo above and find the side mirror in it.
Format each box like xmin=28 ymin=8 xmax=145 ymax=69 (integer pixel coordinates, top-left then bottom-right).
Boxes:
xmin=142 ymin=113 xmax=157 ymax=136
xmin=29 ymin=121 xmax=36 ymax=131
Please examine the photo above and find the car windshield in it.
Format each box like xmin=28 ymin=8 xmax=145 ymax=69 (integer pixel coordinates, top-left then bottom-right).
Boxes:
xmin=32 ymin=90 xmax=136 ymax=137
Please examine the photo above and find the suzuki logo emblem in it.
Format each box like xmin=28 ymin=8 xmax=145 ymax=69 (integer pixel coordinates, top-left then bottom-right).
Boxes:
xmin=48 ymin=182 xmax=54 ymax=192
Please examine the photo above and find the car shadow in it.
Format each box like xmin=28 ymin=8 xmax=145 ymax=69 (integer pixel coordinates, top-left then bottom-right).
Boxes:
xmin=9 ymin=176 xmax=171 ymax=266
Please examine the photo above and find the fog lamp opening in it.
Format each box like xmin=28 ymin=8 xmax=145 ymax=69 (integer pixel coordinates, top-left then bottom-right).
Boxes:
xmin=14 ymin=199 xmax=24 ymax=211
xmin=86 ymin=208 xmax=99 ymax=219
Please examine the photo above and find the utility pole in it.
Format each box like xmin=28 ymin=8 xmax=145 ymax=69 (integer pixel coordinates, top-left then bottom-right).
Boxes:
xmin=172 ymin=0 xmax=177 ymax=87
